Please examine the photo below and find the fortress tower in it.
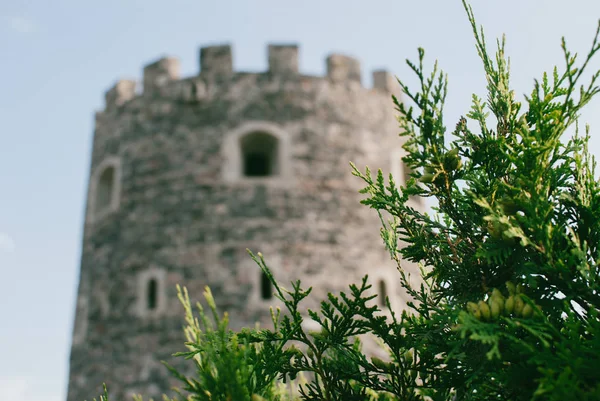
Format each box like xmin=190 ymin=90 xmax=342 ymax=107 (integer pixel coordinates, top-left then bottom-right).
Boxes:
xmin=67 ymin=44 xmax=423 ymax=401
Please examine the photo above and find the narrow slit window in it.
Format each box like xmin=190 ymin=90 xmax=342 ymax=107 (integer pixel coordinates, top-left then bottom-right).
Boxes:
xmin=96 ymin=166 xmax=115 ymax=213
xmin=147 ymin=278 xmax=158 ymax=310
xmin=378 ymin=280 xmax=387 ymax=307
xmin=241 ymin=132 xmax=279 ymax=177
xmin=261 ymin=271 xmax=273 ymax=300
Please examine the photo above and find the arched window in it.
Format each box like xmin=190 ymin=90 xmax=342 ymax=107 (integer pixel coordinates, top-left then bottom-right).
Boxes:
xmin=261 ymin=271 xmax=273 ymax=300
xmin=90 ymin=157 xmax=122 ymax=222
xmin=222 ymin=121 xmax=291 ymax=185
xmin=378 ymin=279 xmax=387 ymax=307
xmin=96 ymin=166 xmax=115 ymax=214
xmin=135 ymin=267 xmax=166 ymax=318
xmin=240 ymin=132 xmax=279 ymax=177
xmin=147 ymin=278 xmax=158 ymax=310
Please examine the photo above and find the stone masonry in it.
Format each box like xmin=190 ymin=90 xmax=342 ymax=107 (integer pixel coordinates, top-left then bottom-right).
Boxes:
xmin=67 ymin=43 xmax=424 ymax=401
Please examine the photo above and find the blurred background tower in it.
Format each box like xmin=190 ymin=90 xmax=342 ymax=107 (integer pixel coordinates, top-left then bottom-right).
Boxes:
xmin=66 ymin=43 xmax=423 ymax=401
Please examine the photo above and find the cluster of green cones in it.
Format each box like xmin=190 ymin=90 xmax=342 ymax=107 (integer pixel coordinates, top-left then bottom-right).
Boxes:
xmin=466 ymin=282 xmax=543 ymax=321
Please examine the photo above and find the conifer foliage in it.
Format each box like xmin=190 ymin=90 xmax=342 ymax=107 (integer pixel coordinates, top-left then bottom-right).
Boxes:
xmin=90 ymin=1 xmax=600 ymax=400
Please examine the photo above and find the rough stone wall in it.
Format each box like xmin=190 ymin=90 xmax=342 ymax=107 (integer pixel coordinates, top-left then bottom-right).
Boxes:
xmin=67 ymin=44 xmax=424 ymax=401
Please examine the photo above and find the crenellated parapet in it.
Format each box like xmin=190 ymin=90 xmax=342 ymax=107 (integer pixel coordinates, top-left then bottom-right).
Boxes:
xmin=200 ymin=44 xmax=233 ymax=79
xmin=268 ymin=44 xmax=299 ymax=75
xmin=143 ymin=57 xmax=180 ymax=94
xmin=326 ymin=54 xmax=361 ymax=83
xmin=372 ymin=70 xmax=399 ymax=93
xmin=105 ymin=79 xmax=137 ymax=109
xmin=102 ymin=44 xmax=400 ymax=110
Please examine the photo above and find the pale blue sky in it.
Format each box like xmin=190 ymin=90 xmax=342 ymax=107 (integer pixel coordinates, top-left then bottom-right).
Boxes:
xmin=1 ymin=1 xmax=599 ymax=401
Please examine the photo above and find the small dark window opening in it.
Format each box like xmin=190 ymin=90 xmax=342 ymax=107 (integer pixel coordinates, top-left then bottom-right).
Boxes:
xmin=147 ymin=278 xmax=158 ymax=310
xmin=96 ymin=166 xmax=115 ymax=213
xmin=378 ymin=280 xmax=387 ymax=307
xmin=245 ymin=153 xmax=270 ymax=176
xmin=261 ymin=271 xmax=273 ymax=300
xmin=241 ymin=132 xmax=279 ymax=177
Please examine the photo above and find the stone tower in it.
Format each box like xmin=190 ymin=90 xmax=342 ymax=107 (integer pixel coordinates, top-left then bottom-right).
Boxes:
xmin=67 ymin=44 xmax=423 ymax=401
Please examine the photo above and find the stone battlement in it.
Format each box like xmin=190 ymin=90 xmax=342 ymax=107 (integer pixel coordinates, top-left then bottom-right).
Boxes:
xmin=103 ymin=43 xmax=399 ymax=110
